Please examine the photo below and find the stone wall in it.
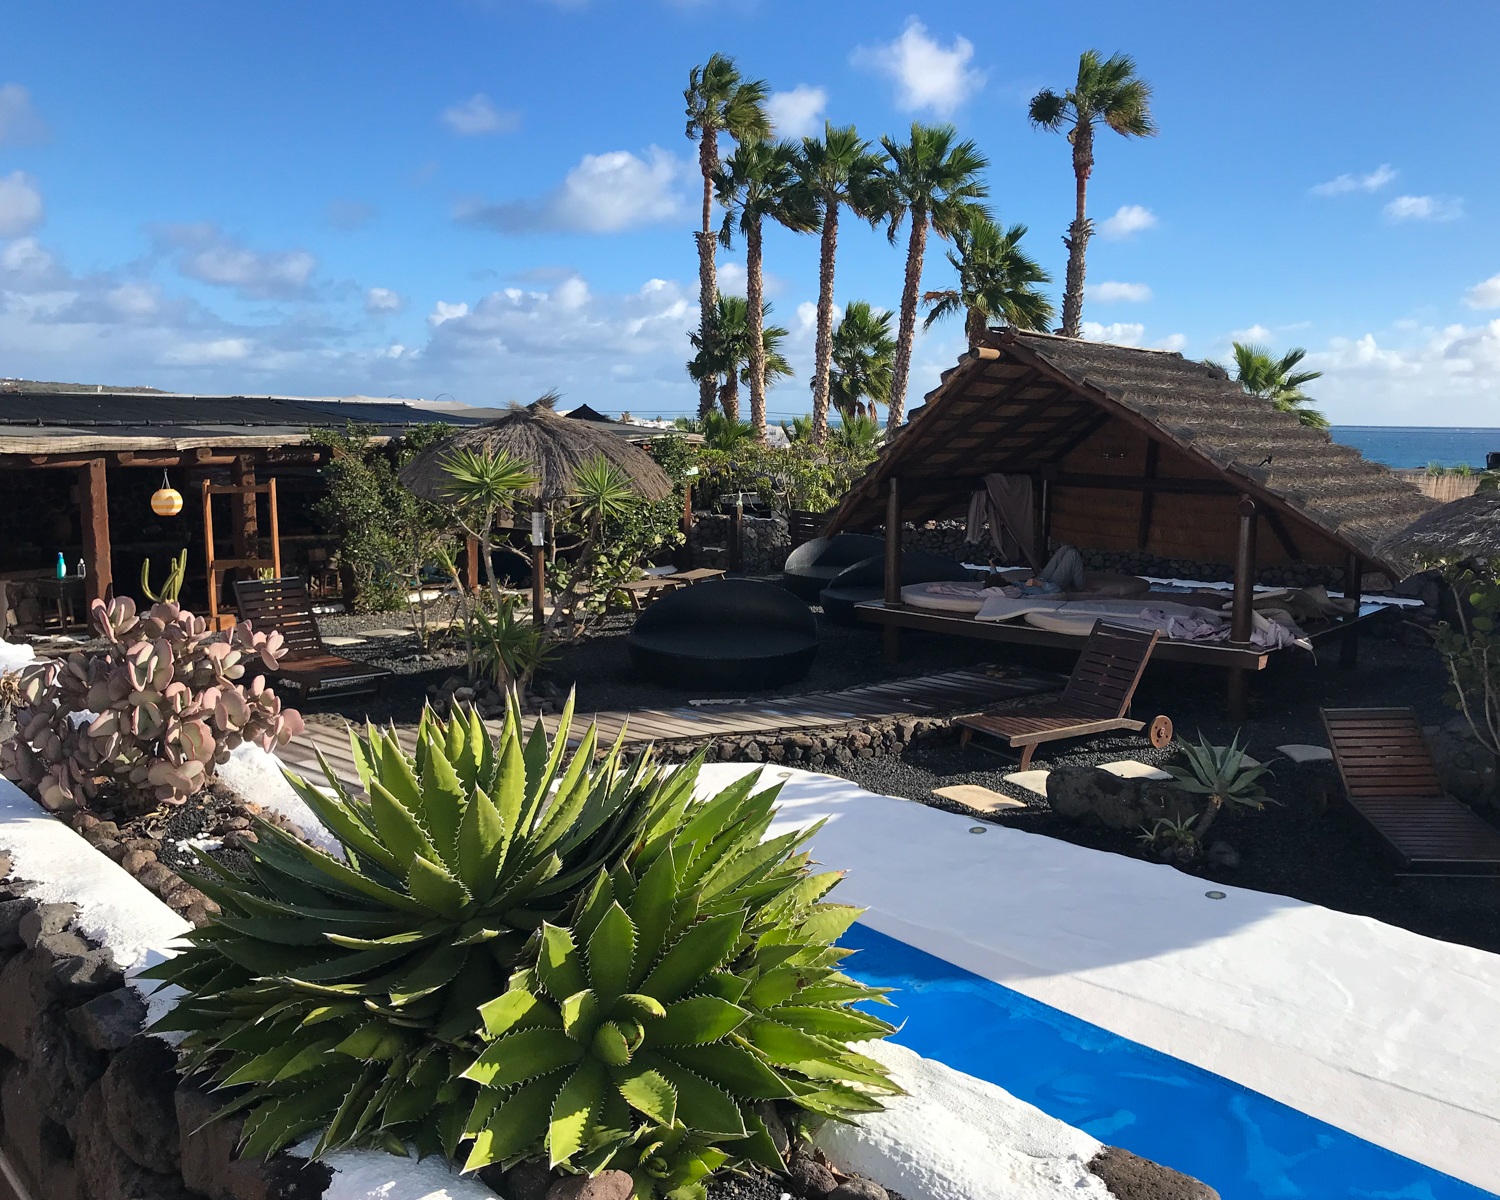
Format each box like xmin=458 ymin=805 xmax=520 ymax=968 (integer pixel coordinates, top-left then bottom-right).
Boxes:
xmin=685 ymin=513 xmax=790 ymax=574
xmin=656 ymin=713 xmax=957 ymax=768
xmin=0 ymin=858 xmax=331 ymax=1200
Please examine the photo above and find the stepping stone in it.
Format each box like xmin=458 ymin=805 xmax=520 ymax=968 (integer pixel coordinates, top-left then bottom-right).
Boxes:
xmin=1098 ymin=759 xmax=1172 ymax=781
xmin=932 ymin=784 xmax=1028 ymax=813
xmin=321 ymin=635 xmax=367 ymax=647
xmin=1276 ymin=743 xmax=1333 ymax=764
xmin=359 ymin=628 xmax=412 ymax=638
xmin=1000 ymin=769 xmax=1051 ymax=797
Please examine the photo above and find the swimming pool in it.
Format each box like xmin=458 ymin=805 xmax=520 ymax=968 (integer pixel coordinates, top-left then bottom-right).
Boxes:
xmin=842 ymin=923 xmax=1497 ymax=1200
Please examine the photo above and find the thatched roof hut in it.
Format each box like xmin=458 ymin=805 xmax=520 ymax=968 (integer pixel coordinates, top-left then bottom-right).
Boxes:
xmin=399 ymin=402 xmax=673 ymax=505
xmin=1376 ymin=491 xmax=1500 ymax=567
xmin=827 ymin=329 xmax=1436 ymax=578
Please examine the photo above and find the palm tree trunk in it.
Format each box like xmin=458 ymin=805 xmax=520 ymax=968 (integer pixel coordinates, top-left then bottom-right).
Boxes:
xmin=719 ymin=376 xmax=739 ymax=422
xmin=1059 ymin=122 xmax=1094 ymax=339
xmin=810 ymin=203 xmax=839 ymax=445
xmin=965 ymin=306 xmax=985 ymax=350
xmin=887 ymin=209 xmax=928 ymax=430
xmin=746 ymin=217 xmax=767 ymax=442
xmin=697 ymin=131 xmax=720 ymax=418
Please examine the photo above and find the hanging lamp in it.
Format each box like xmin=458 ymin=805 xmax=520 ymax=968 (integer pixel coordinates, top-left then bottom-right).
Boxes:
xmin=150 ymin=470 xmax=184 ymax=517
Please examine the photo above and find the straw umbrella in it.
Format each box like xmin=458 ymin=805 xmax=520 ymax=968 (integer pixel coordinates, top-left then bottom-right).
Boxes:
xmin=1375 ymin=491 xmax=1500 ymax=575
xmin=399 ymin=399 xmax=673 ymax=621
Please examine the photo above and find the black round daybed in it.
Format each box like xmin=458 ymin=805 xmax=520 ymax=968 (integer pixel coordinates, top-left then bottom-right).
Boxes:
xmin=627 ymin=579 xmax=819 ymax=690
xmin=781 ymin=533 xmax=885 ymax=602
xmin=818 ymin=551 xmax=976 ymax=623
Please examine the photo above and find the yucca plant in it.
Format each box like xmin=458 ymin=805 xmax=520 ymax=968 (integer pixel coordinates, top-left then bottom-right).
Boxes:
xmin=146 ymin=695 xmax=704 ymax=1159
xmin=460 ymin=770 xmax=899 ymax=1191
xmin=1165 ymin=732 xmax=1273 ymax=837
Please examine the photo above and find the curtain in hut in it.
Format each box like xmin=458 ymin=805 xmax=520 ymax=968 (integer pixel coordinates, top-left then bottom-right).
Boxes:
xmin=966 ymin=474 xmax=1039 ymax=570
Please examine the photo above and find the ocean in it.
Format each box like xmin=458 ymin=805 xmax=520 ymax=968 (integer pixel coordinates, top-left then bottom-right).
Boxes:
xmin=1332 ymin=426 xmax=1500 ymax=470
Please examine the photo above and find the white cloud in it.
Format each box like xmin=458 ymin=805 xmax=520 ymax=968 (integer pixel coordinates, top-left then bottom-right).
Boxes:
xmin=1090 ymin=281 xmax=1152 ymax=303
xmin=428 ymin=301 xmax=470 ymax=327
xmin=156 ymin=223 xmax=316 ymax=299
xmin=163 ymin=338 xmax=252 ymax=365
xmin=767 ymin=86 xmax=827 ymax=139
xmin=795 ymin=301 xmax=817 ymax=336
xmin=0 ymin=171 xmax=43 ymax=236
xmin=1080 ymin=321 xmax=1145 ymax=346
xmin=1097 ymin=204 xmax=1156 ymax=239
xmin=0 ymin=84 xmax=48 ymax=146
xmin=851 ymin=20 xmax=985 ymax=115
xmin=1231 ymin=324 xmax=1274 ymax=343
xmin=1384 ymin=194 xmax=1463 ymax=222
xmin=459 ymin=147 xmax=684 ymax=234
xmin=1465 ymin=273 xmax=1500 ymax=310
xmin=1310 ymin=164 xmax=1397 ymax=196
xmin=1156 ymin=333 xmax=1188 ymax=352
xmin=365 ymin=287 xmax=402 ymax=315
xmin=1306 ymin=321 xmax=1500 ymax=423
xmin=441 ymin=93 xmax=520 ymax=136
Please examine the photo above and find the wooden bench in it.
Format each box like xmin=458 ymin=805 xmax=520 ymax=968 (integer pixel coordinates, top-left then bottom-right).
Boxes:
xmin=233 ymin=577 xmax=392 ymax=701
xmin=956 ymin=621 xmax=1172 ymax=768
xmin=1322 ymin=707 xmax=1500 ymax=875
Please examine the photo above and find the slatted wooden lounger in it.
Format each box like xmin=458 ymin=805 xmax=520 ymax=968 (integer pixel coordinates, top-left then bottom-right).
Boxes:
xmin=956 ymin=621 xmax=1173 ymax=768
xmin=1321 ymin=707 xmax=1500 ymax=875
xmin=233 ymin=577 xmax=392 ymax=701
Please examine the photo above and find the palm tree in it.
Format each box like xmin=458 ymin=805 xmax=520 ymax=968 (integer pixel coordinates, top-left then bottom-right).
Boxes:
xmin=881 ymin=123 xmax=989 ymax=430
xmin=922 ymin=211 xmax=1055 ymax=348
xmin=1223 ymin=343 xmax=1329 ymax=429
xmin=686 ymin=55 xmax=770 ymax=418
xmin=792 ymin=124 xmax=888 ymax=444
xmin=828 ymin=412 xmax=884 ymax=455
xmin=687 ymin=293 xmax=792 ymax=422
xmin=1029 ymin=51 xmax=1156 ymax=338
xmin=716 ymin=139 xmax=814 ymax=441
xmin=827 ymin=300 xmax=896 ymax=421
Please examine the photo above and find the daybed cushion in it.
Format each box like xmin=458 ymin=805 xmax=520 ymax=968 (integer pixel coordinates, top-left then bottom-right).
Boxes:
xmin=900 ymin=581 xmax=988 ymax=614
xmin=1075 ymin=571 xmax=1151 ymax=599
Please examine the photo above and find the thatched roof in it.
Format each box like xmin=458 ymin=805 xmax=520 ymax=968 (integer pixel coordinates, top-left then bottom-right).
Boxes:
xmin=1376 ymin=491 xmax=1500 ymax=566
xmin=827 ymin=329 xmax=1436 ymax=577
xmin=398 ymin=403 xmax=673 ymax=504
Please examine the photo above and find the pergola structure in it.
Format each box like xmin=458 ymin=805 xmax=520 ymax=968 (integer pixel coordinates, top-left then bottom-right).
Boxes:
xmin=0 ymin=390 xmax=478 ymax=612
xmin=826 ymin=330 xmax=1436 ymax=714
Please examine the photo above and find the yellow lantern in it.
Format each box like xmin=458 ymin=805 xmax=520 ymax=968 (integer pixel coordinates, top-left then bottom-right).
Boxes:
xmin=151 ymin=471 xmax=183 ymax=517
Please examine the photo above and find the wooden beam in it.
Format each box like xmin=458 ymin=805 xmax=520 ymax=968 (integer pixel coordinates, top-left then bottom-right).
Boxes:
xmin=884 ymin=478 xmax=902 ymax=662
xmin=1137 ymin=439 xmax=1160 ymax=549
xmin=78 ymin=458 xmax=111 ymax=606
xmin=1230 ymin=496 xmax=1258 ymax=645
xmin=1052 ymin=472 xmax=1239 ymax=496
xmin=231 ymin=456 xmax=257 ymax=562
xmin=1261 ymin=506 xmax=1303 ymax=562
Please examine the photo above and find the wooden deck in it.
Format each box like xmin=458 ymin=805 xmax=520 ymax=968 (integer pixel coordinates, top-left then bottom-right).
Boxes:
xmin=277 ymin=665 xmax=1062 ymax=790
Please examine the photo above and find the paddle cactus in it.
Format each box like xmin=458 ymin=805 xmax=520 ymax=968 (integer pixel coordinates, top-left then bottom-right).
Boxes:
xmin=0 ymin=597 xmax=302 ymax=809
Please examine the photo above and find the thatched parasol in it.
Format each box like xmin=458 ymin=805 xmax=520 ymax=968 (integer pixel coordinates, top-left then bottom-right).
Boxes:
xmin=1375 ymin=490 xmax=1500 ymax=572
xmin=398 ymin=399 xmax=673 ymax=504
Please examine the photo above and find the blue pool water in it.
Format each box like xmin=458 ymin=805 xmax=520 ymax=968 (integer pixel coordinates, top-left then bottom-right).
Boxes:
xmin=841 ymin=923 xmax=1496 ymax=1200
xmin=1332 ymin=426 xmax=1500 ymax=470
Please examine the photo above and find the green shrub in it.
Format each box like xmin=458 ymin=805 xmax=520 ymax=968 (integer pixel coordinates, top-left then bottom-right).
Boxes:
xmin=1165 ymin=732 xmax=1272 ymax=837
xmin=148 ymin=701 xmax=896 ymax=1181
xmin=460 ymin=771 xmax=898 ymax=1183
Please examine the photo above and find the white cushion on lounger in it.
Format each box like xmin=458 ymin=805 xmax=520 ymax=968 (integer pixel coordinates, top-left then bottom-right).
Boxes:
xmin=974 ymin=596 xmax=1063 ymax=623
xmin=900 ymin=581 xmax=988 ymax=614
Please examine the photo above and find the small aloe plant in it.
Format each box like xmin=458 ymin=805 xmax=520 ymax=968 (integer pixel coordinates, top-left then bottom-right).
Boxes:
xmin=1165 ymin=732 xmax=1273 ymax=837
xmin=461 ymin=771 xmax=899 ymax=1189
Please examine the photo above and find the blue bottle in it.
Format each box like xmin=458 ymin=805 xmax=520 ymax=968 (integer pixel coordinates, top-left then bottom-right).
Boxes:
xmin=55 ymin=552 xmax=66 ymax=580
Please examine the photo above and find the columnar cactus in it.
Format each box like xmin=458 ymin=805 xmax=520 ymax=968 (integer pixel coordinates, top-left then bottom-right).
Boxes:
xmin=0 ymin=597 xmax=304 ymax=809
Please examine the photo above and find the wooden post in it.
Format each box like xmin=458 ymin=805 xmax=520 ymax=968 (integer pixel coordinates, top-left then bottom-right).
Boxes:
xmin=532 ymin=546 xmax=546 ymax=626
xmin=267 ymin=478 xmax=281 ymax=578
xmin=730 ymin=495 xmax=744 ymax=574
xmin=465 ymin=536 xmax=481 ymax=592
xmin=1341 ymin=552 xmax=1363 ymax=669
xmin=1227 ymin=496 xmax=1258 ymax=721
xmin=884 ymin=477 xmax=902 ymax=662
xmin=78 ymin=458 xmax=111 ymax=606
xmin=682 ymin=484 xmax=694 ymax=535
xmin=230 ymin=456 xmax=257 ymax=559
xmin=201 ymin=477 xmax=218 ymax=625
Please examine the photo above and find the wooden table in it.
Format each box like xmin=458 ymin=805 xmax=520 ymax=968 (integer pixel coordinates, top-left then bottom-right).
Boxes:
xmin=616 ymin=577 xmax=685 ymax=612
xmin=668 ymin=568 xmax=727 ymax=585
xmin=34 ymin=576 xmax=88 ymax=632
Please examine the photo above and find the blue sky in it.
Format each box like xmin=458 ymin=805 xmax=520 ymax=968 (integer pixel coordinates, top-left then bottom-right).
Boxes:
xmin=2 ymin=0 xmax=1498 ymax=423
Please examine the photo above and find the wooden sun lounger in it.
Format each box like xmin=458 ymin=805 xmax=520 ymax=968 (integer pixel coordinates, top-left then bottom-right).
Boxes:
xmin=1321 ymin=707 xmax=1500 ymax=875
xmin=956 ymin=621 xmax=1172 ymax=768
xmin=233 ymin=577 xmax=392 ymax=701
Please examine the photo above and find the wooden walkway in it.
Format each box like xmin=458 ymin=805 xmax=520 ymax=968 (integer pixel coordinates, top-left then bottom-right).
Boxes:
xmin=278 ymin=666 xmax=1060 ymax=790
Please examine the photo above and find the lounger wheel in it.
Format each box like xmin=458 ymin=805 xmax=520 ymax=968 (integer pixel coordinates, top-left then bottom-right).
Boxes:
xmin=1148 ymin=715 xmax=1174 ymax=748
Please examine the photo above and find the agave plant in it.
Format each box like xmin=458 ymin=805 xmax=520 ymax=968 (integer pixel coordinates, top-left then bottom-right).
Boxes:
xmin=148 ymin=695 xmax=703 ymax=1159
xmin=1165 ymin=732 xmax=1273 ymax=837
xmin=460 ymin=770 xmax=899 ymax=1188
